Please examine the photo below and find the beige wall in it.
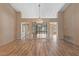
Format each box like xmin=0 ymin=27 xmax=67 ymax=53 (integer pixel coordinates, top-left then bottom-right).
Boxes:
xmin=58 ymin=12 xmax=64 ymax=40
xmin=63 ymin=4 xmax=79 ymax=45
xmin=0 ymin=4 xmax=16 ymax=46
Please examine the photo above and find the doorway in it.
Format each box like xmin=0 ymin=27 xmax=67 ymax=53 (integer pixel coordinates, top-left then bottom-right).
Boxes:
xmin=21 ymin=22 xmax=29 ymax=40
xmin=32 ymin=22 xmax=48 ymax=39
xmin=49 ymin=22 xmax=58 ymax=41
xmin=21 ymin=21 xmax=58 ymax=40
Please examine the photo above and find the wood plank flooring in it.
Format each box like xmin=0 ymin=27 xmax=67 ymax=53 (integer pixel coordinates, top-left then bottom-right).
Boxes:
xmin=0 ymin=39 xmax=79 ymax=56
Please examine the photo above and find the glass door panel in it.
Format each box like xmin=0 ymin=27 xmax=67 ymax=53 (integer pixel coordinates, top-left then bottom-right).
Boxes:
xmin=32 ymin=22 xmax=48 ymax=39
xmin=49 ymin=22 xmax=58 ymax=40
xmin=21 ymin=23 xmax=29 ymax=40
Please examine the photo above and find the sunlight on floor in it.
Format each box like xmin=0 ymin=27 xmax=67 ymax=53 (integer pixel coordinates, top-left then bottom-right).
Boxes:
xmin=37 ymin=33 xmax=46 ymax=38
xmin=53 ymin=34 xmax=58 ymax=42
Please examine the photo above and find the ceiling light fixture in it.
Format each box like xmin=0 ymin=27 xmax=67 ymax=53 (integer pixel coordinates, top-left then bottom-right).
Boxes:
xmin=36 ymin=4 xmax=43 ymax=23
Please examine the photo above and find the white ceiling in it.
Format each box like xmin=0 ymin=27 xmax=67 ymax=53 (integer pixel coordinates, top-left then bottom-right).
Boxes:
xmin=10 ymin=3 xmax=65 ymax=18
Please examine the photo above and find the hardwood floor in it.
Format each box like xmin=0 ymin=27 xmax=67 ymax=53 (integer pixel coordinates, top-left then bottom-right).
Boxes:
xmin=0 ymin=39 xmax=79 ymax=56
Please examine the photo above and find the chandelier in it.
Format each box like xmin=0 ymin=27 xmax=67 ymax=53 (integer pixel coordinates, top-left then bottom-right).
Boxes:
xmin=36 ymin=4 xmax=43 ymax=23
